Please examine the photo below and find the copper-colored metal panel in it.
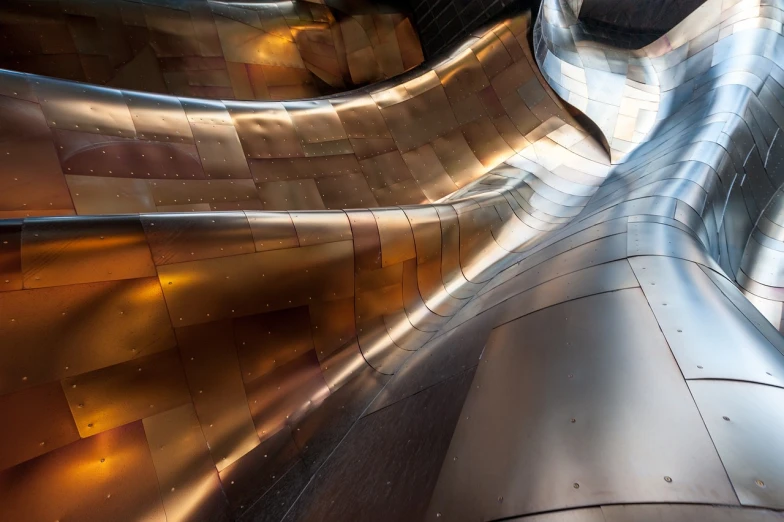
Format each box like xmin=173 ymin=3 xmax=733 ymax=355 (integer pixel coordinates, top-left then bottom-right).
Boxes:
xmin=493 ymin=114 xmax=531 ymax=152
xmin=355 ymin=263 xmax=405 ymax=322
xmin=286 ymin=100 xmax=348 ymax=144
xmin=21 ymin=215 xmax=156 ymax=288
xmin=0 ymin=138 xmax=73 ymax=215
xmin=402 ymin=144 xmax=460 ymax=201
xmin=124 ymin=91 xmax=194 ymax=144
xmin=228 ymin=101 xmax=304 ymax=159
xmin=317 ymin=173 xmax=378 ymax=209
xmin=148 ymin=178 xmax=258 ymax=207
xmin=359 ymin=150 xmax=415 ymax=191
xmin=66 ymin=175 xmax=158 ymax=215
xmin=251 ymin=155 xmax=361 ymax=183
xmin=234 ymin=306 xmax=315 ymax=383
xmin=474 ymin=32 xmax=514 ymax=80
xmin=245 ymin=211 xmax=300 ymax=252
xmin=372 ymin=178 xmax=427 ymax=206
xmin=0 ymin=277 xmax=175 ymax=395
xmin=257 ymin=179 xmax=325 ymax=210
xmin=348 ymin=137 xmax=398 ymax=160
xmin=432 ymin=128 xmax=487 ymax=188
xmin=141 ymin=212 xmax=254 ymax=265
xmin=0 ymin=70 xmax=37 ymax=102
xmin=245 ymin=350 xmax=330 ymax=440
xmin=346 ymin=209 xmax=383 ymax=273
xmin=62 ymin=349 xmax=191 ymax=438
xmin=158 ymin=240 xmax=354 ymax=326
xmin=380 ymin=85 xmax=458 ymax=152
xmin=0 ymin=220 xmax=22 ymax=292
xmin=143 ymin=404 xmax=229 ymax=522
xmin=437 ymin=50 xmax=490 ymax=103
xmin=33 ymin=76 xmax=136 ymax=137
xmin=462 ymin=116 xmax=515 ymax=168
xmin=370 ymin=208 xmax=417 ymax=267
xmin=180 ymin=98 xmax=233 ymax=126
xmin=310 ymin=297 xmax=356 ymax=360
xmin=0 ymin=422 xmax=166 ymax=522
xmin=176 ymin=320 xmax=260 ymax=471
xmin=0 ymin=381 xmax=79 ymax=471
xmin=332 ymin=95 xmax=391 ymax=139
xmin=190 ymin=122 xmax=251 ymax=179
xmin=290 ymin=210 xmax=353 ymax=246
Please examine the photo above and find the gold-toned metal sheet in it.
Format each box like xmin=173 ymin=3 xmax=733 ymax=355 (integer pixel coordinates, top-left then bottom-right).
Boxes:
xmin=309 ymin=297 xmax=357 ymax=360
xmin=332 ymin=95 xmax=391 ymax=139
xmin=316 ymin=173 xmax=378 ymax=209
xmin=143 ymin=404 xmax=229 ymax=522
xmin=359 ymin=150 xmax=415 ymax=191
xmin=0 ymin=220 xmax=22 ymax=292
xmin=228 ymin=102 xmax=305 ymax=159
xmin=372 ymin=178 xmax=427 ymax=206
xmin=0 ymin=422 xmax=166 ymax=522
xmin=22 ymin=215 xmax=156 ymax=288
xmin=123 ymin=91 xmax=194 ymax=144
xmin=190 ymin=122 xmax=252 ymax=179
xmin=158 ymin=241 xmax=354 ymax=326
xmin=32 ymin=76 xmax=136 ymax=137
xmin=474 ymin=32 xmax=514 ymax=79
xmin=251 ymin=155 xmax=362 ymax=183
xmin=0 ymin=381 xmax=79 ymax=471
xmin=380 ymin=85 xmax=458 ymax=152
xmin=402 ymin=144 xmax=460 ymax=201
xmin=370 ymin=208 xmax=417 ymax=267
xmin=286 ymin=100 xmax=348 ymax=144
xmin=462 ymin=116 xmax=515 ymax=168
xmin=234 ymin=306 xmax=315 ymax=383
xmin=148 ymin=178 xmax=258 ymax=207
xmin=62 ymin=349 xmax=190 ymax=438
xmin=245 ymin=350 xmax=330 ymax=440
xmin=245 ymin=211 xmax=300 ymax=252
xmin=348 ymin=137 xmax=398 ymax=160
xmin=290 ymin=210 xmax=353 ymax=245
xmin=257 ymin=179 xmax=326 ymax=210
xmin=432 ymin=128 xmax=487 ymax=188
xmin=66 ymin=175 xmax=158 ymax=215
xmin=437 ymin=50 xmax=491 ymax=103
xmin=346 ymin=209 xmax=383 ymax=273
xmin=0 ymin=277 xmax=175 ymax=395
xmin=176 ymin=320 xmax=260 ymax=472
xmin=141 ymin=212 xmax=254 ymax=265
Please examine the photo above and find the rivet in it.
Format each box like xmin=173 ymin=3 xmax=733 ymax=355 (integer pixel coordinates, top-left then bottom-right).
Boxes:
xmin=573 ymin=483 xmax=579 ymax=489
xmin=723 ymin=416 xmax=730 ymax=421
xmin=664 ymin=476 xmax=672 ymax=483
xmin=756 ymin=479 xmax=766 ymax=488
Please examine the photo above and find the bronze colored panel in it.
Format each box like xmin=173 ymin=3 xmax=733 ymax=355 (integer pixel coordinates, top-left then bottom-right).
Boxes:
xmin=158 ymin=241 xmax=354 ymax=326
xmin=218 ymin=427 xmax=300 ymax=517
xmin=451 ymin=92 xmax=489 ymax=125
xmin=245 ymin=211 xmax=299 ymax=252
xmin=251 ymin=155 xmax=362 ymax=183
xmin=0 ymin=139 xmax=73 ymax=215
xmin=356 ymin=263 xmax=405 ymax=322
xmin=235 ymin=306 xmax=314 ymax=383
xmin=229 ymin=102 xmax=304 ymax=158
xmin=0 ymin=422 xmax=166 ymax=522
xmin=54 ymin=129 xmax=205 ymax=180
xmin=245 ymin=350 xmax=330 ymax=440
xmin=347 ymin=209 xmax=383 ymax=273
xmin=474 ymin=32 xmax=513 ymax=79
xmin=257 ymin=179 xmax=326 ymax=210
xmin=436 ymin=204 xmax=482 ymax=298
xmin=0 ymin=381 xmax=79 ymax=470
xmin=333 ymin=95 xmax=391 ymax=139
xmin=226 ymin=61 xmax=255 ymax=100
xmin=493 ymin=114 xmax=531 ymax=152
xmin=0 ymin=277 xmax=175 ymax=394
xmin=401 ymin=259 xmax=446 ymax=332
xmin=436 ymin=50 xmax=490 ymax=103
xmin=148 ymin=178 xmax=258 ymax=207
xmin=462 ymin=116 xmax=515 ymax=168
xmin=432 ymin=128 xmax=487 ymax=187
xmin=380 ymin=85 xmax=458 ymax=152
xmin=0 ymin=92 xmax=52 ymax=141
xmin=491 ymin=60 xmax=534 ymax=100
xmin=180 ymin=98 xmax=233 ymax=126
xmin=66 ymin=175 xmax=158 ymax=215
xmin=190 ymin=122 xmax=251 ymax=179
xmin=401 ymin=144 xmax=459 ymax=201
xmin=310 ymin=297 xmax=356 ymax=360
xmin=301 ymin=138 xmax=354 ymax=157
xmin=33 ymin=76 xmax=136 ymax=137
xmin=359 ymin=150 xmax=415 ymax=190
xmin=348 ymin=137 xmax=397 ymax=160
xmin=124 ymin=91 xmax=194 ymax=144
xmin=286 ymin=100 xmax=347 ymax=144
xmin=477 ymin=85 xmax=506 ymax=118
xmin=62 ymin=349 xmax=190 ymax=438
xmin=141 ymin=212 xmax=254 ymax=265
xmin=0 ymin=220 xmax=22 ymax=292
xmin=176 ymin=320 xmax=260 ymax=471
xmin=317 ymin=173 xmax=378 ymax=209
xmin=370 ymin=208 xmax=416 ymax=267
xmin=372 ymin=179 xmax=427 ymax=206
xmin=0 ymin=70 xmax=37 ymax=102
xmin=143 ymin=404 xmax=229 ymax=522
xmin=291 ymin=210 xmax=353 ymax=246
xmin=210 ymin=199 xmax=264 ymax=211
xmin=22 ymin=215 xmax=156 ymax=288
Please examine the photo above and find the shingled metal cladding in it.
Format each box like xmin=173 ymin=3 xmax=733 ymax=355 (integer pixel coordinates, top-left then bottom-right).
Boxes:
xmin=1 ymin=0 xmax=784 ymax=521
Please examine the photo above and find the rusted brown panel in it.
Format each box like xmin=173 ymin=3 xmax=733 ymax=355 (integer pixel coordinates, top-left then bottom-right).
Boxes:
xmin=176 ymin=320 xmax=260 ymax=472
xmin=245 ymin=350 xmax=330 ymax=440
xmin=346 ymin=209 xmax=382 ymax=274
xmin=141 ymin=212 xmax=254 ymax=265
xmin=158 ymin=240 xmax=354 ymax=327
xmin=62 ymin=349 xmax=191 ymax=438
xmin=0 ymin=381 xmax=80 ymax=471
xmin=0 ymin=277 xmax=176 ymax=395
xmin=310 ymin=297 xmax=357 ymax=361
xmin=245 ymin=211 xmax=300 ymax=252
xmin=21 ymin=215 xmax=156 ymax=288
xmin=218 ymin=427 xmax=300 ymax=517
xmin=0 ymin=422 xmax=166 ymax=522
xmin=234 ymin=306 xmax=315 ymax=383
xmin=257 ymin=178 xmax=326 ymax=210
xmin=143 ymin=404 xmax=231 ymax=522
xmin=0 ymin=220 xmax=22 ymax=292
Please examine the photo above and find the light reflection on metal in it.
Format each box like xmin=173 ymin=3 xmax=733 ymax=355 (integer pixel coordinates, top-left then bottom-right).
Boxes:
xmin=2 ymin=0 xmax=784 ymax=521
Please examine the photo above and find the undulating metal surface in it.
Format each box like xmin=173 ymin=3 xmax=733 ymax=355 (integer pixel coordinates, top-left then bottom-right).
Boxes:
xmin=0 ymin=0 xmax=424 ymax=100
xmin=2 ymin=0 xmax=784 ymax=521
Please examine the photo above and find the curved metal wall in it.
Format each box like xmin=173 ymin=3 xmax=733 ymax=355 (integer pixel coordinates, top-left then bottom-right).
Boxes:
xmin=1 ymin=0 xmax=784 ymax=521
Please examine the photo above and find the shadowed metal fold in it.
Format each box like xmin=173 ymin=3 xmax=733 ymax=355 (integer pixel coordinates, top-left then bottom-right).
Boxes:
xmin=1 ymin=0 xmax=784 ymax=521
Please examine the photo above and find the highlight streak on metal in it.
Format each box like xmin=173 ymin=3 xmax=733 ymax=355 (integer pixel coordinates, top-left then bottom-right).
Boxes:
xmin=1 ymin=0 xmax=784 ymax=521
